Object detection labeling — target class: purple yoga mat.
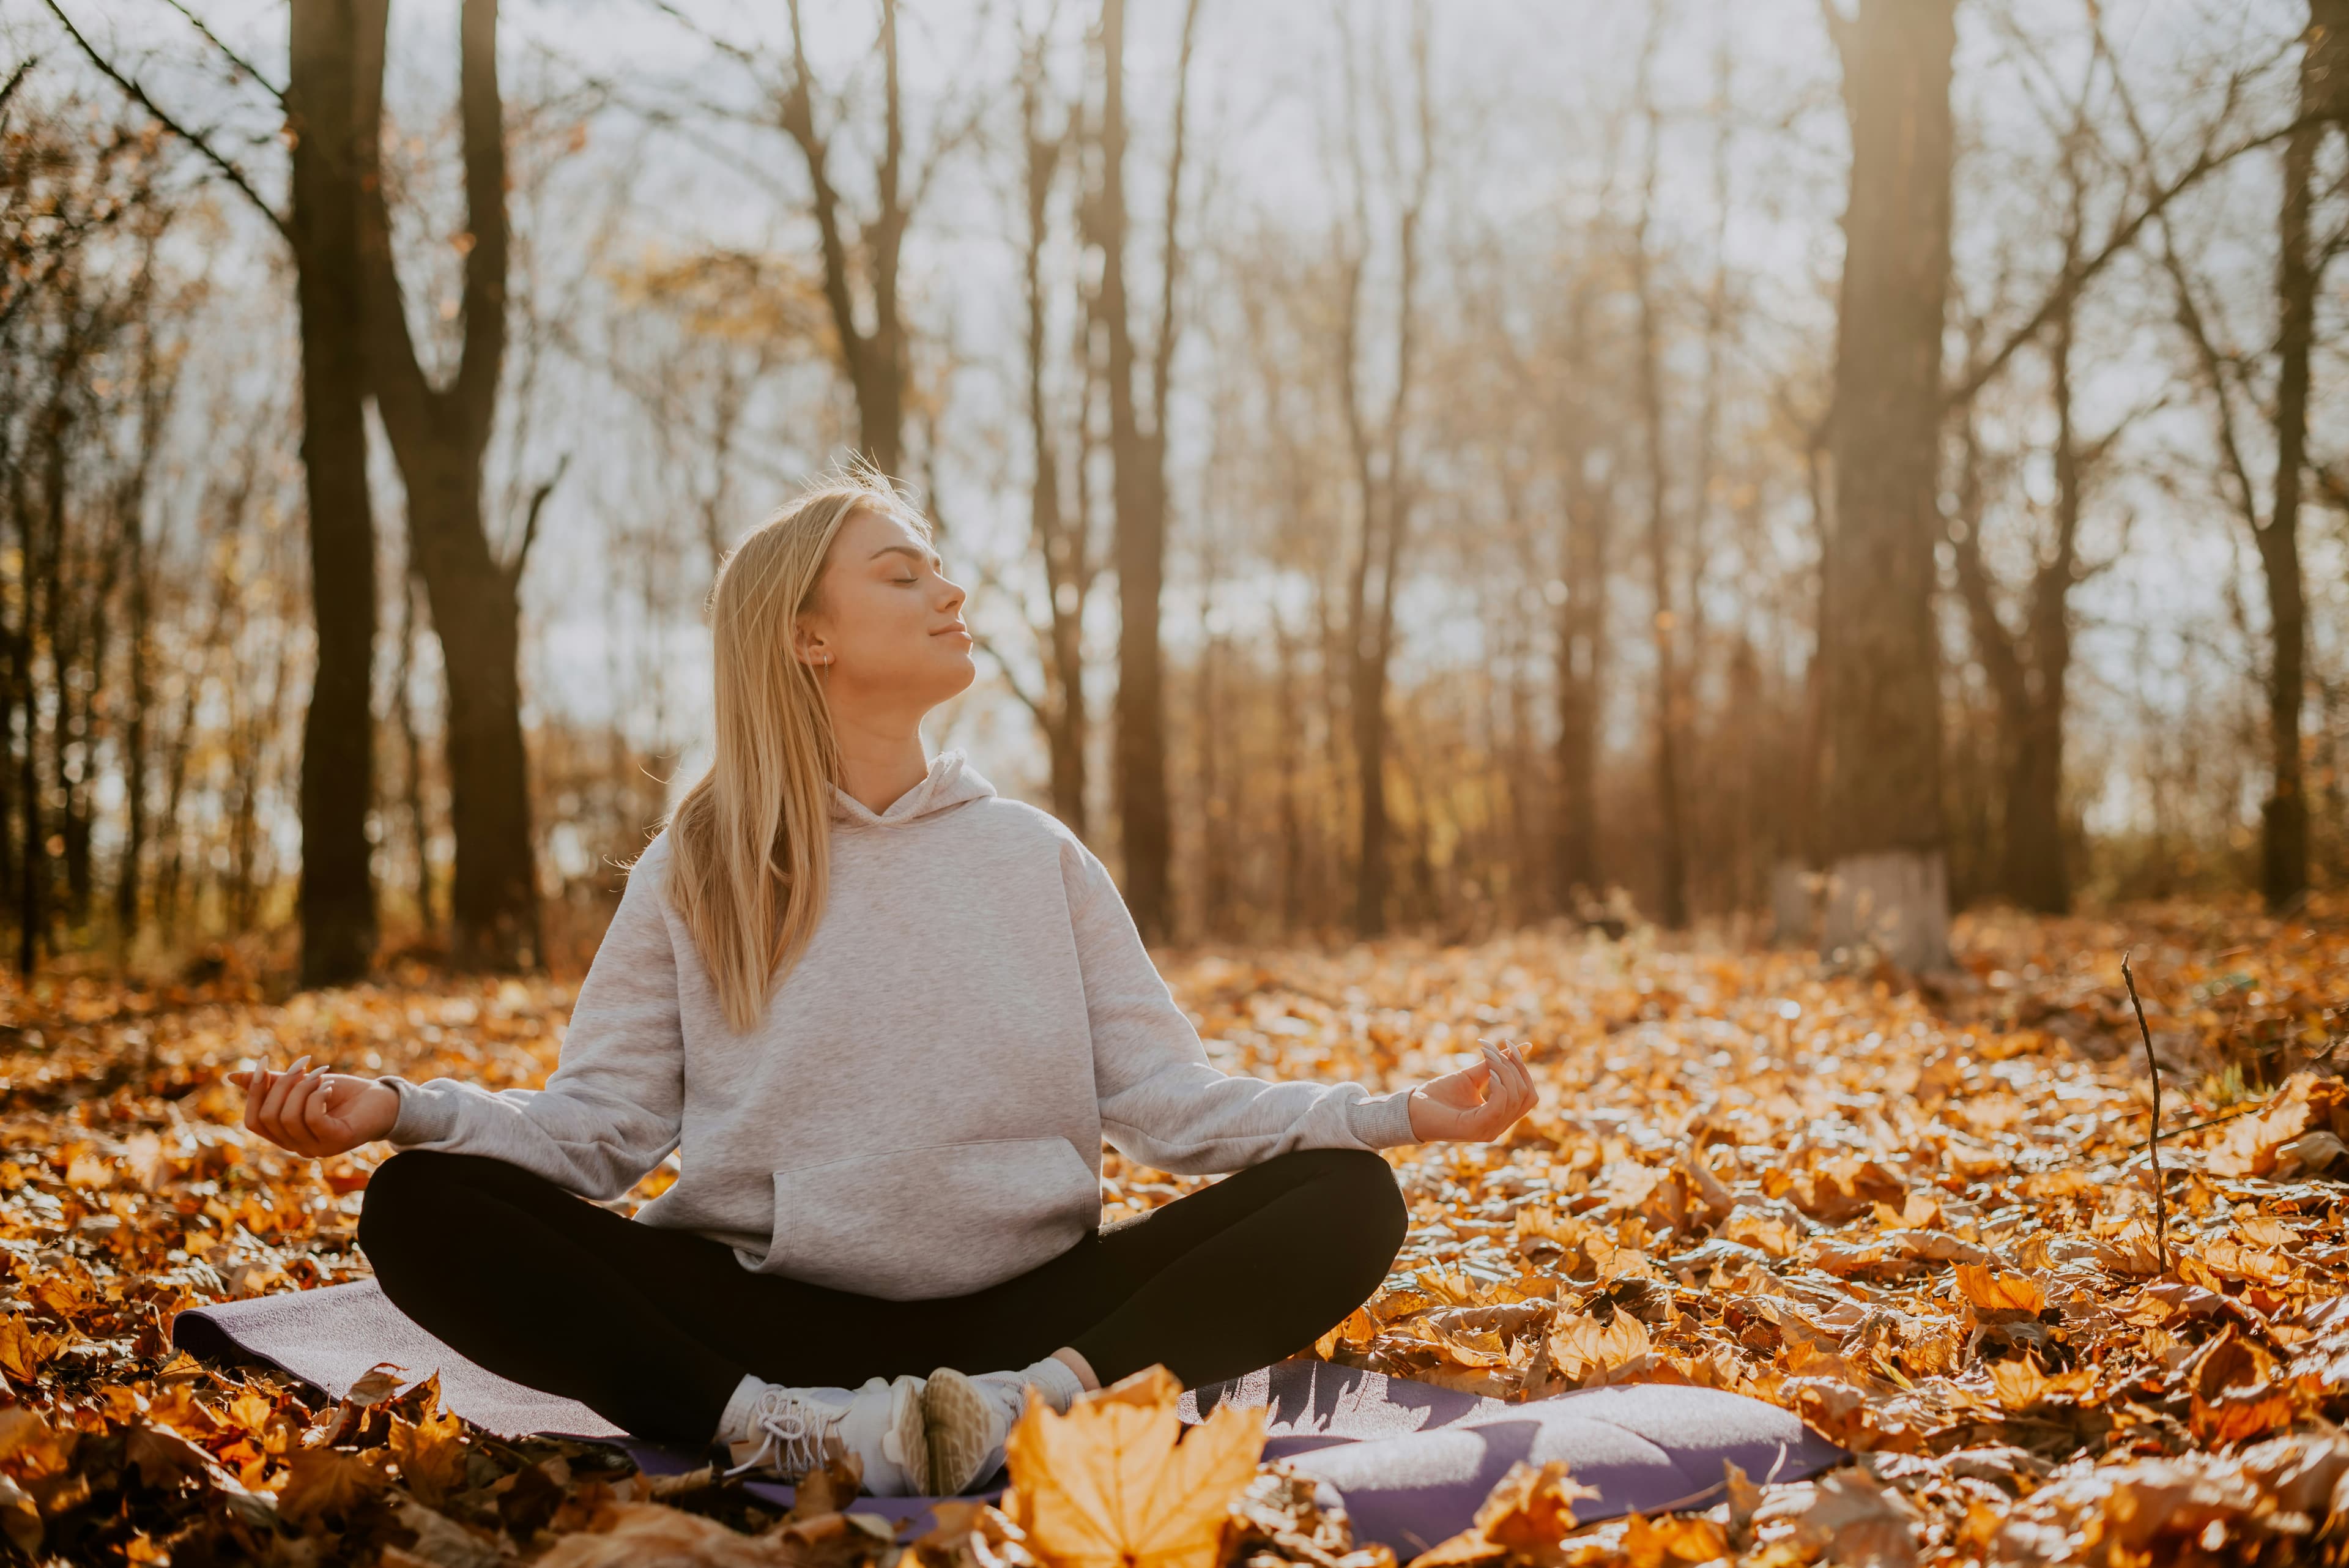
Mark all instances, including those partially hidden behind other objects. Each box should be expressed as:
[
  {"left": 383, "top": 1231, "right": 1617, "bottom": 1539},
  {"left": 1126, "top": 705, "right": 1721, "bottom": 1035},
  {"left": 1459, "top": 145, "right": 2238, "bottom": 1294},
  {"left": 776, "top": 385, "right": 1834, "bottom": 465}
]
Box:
[{"left": 174, "top": 1279, "right": 1842, "bottom": 1550}]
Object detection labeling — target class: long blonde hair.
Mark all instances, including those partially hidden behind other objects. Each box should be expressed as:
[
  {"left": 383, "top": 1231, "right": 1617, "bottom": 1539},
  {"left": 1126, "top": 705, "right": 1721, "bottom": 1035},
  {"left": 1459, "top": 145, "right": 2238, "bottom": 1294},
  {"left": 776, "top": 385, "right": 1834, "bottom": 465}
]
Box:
[{"left": 662, "top": 467, "right": 932, "bottom": 1031}]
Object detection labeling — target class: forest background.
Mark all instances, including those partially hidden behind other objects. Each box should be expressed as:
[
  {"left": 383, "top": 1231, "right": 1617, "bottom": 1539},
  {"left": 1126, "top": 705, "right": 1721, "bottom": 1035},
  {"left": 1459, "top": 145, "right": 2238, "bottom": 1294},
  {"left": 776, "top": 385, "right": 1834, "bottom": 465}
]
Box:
[
  {"left": 6, "top": 0, "right": 2346, "bottom": 987},
  {"left": 11, "top": 4, "right": 2349, "bottom": 1564}
]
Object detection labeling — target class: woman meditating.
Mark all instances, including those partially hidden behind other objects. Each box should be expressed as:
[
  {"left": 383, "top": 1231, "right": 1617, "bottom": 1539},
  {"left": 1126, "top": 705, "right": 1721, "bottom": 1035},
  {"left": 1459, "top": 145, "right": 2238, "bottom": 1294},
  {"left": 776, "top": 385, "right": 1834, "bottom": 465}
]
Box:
[{"left": 227, "top": 472, "right": 1537, "bottom": 1497}]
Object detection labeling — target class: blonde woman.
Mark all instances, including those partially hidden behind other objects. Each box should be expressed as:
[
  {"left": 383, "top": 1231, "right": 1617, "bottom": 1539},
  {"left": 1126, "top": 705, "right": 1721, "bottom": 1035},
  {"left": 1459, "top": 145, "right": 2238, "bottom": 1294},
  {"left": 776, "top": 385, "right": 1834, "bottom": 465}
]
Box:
[{"left": 228, "top": 470, "right": 1536, "bottom": 1498}]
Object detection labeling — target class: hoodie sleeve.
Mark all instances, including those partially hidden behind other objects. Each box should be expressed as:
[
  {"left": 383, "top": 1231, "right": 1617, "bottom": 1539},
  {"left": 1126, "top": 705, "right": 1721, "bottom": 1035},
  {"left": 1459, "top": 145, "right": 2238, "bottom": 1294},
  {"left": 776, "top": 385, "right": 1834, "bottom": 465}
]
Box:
[
  {"left": 1066, "top": 839, "right": 1419, "bottom": 1173},
  {"left": 374, "top": 835, "right": 686, "bottom": 1199}
]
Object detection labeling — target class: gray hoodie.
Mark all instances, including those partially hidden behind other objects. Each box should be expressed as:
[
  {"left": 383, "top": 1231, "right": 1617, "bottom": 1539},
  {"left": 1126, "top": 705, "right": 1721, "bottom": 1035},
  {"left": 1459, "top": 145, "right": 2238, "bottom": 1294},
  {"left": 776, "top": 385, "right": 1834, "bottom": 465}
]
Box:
[{"left": 381, "top": 749, "right": 1419, "bottom": 1301}]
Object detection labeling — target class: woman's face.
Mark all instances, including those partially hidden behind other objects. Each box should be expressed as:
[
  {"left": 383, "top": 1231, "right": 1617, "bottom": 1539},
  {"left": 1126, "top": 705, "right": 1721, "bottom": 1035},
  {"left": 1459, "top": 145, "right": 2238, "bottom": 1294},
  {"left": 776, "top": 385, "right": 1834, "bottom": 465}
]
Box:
[{"left": 796, "top": 507, "right": 975, "bottom": 719}]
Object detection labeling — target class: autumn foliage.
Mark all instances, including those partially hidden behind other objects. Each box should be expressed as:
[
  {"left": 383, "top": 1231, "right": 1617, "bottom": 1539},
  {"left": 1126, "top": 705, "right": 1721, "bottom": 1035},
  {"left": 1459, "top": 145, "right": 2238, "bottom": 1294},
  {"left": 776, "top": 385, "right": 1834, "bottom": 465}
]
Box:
[{"left": 0, "top": 901, "right": 2344, "bottom": 1564}]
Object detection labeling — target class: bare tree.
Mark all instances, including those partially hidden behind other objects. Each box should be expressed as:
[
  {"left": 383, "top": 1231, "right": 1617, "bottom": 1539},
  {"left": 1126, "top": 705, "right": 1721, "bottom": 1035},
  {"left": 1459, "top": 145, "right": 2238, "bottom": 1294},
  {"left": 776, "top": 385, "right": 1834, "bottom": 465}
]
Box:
[
  {"left": 1945, "top": 98, "right": 2140, "bottom": 917},
  {"left": 2254, "top": 0, "right": 2349, "bottom": 910},
  {"left": 1091, "top": 0, "right": 1203, "bottom": 940},
  {"left": 1329, "top": 0, "right": 1434, "bottom": 939},
  {"left": 354, "top": 0, "right": 545, "bottom": 970},
  {"left": 46, "top": 0, "right": 382, "bottom": 984},
  {"left": 1629, "top": 18, "right": 1690, "bottom": 930},
  {"left": 1017, "top": 24, "right": 1097, "bottom": 833},
  {"left": 1553, "top": 272, "right": 1614, "bottom": 912}
]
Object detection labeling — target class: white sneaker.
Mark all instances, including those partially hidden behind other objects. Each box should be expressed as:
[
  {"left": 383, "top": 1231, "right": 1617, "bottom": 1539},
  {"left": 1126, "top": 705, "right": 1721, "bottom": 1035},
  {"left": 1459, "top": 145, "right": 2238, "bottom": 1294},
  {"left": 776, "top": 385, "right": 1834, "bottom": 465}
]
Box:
[
  {"left": 723, "top": 1375, "right": 930, "bottom": 1496},
  {"left": 924, "top": 1367, "right": 1033, "bottom": 1495}
]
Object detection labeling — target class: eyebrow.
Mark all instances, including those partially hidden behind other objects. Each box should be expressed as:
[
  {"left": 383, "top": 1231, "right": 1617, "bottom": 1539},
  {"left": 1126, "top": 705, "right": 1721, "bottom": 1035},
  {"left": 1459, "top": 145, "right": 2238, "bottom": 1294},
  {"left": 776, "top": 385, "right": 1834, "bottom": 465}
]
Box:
[{"left": 869, "top": 544, "right": 942, "bottom": 568}]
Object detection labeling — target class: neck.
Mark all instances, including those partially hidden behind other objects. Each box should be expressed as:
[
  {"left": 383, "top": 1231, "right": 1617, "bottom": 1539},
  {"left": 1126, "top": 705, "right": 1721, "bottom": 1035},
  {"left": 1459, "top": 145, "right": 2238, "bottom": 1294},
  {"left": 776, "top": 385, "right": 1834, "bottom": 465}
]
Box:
[{"left": 830, "top": 707, "right": 930, "bottom": 816}]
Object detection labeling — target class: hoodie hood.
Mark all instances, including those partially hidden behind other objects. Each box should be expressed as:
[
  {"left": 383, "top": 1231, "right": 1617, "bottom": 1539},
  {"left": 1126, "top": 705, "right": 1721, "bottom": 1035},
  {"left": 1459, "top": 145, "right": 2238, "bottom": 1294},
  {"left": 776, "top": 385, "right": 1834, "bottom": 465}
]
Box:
[{"left": 828, "top": 747, "right": 997, "bottom": 829}]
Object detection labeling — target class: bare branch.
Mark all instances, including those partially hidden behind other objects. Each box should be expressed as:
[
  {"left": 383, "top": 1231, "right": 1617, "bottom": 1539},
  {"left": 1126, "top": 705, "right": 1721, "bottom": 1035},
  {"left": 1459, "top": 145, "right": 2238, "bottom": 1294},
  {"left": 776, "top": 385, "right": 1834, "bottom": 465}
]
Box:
[
  {"left": 506, "top": 453, "right": 571, "bottom": 587},
  {"left": 160, "top": 0, "right": 284, "bottom": 104},
  {"left": 0, "top": 54, "right": 36, "bottom": 119},
  {"left": 40, "top": 0, "right": 289, "bottom": 241},
  {"left": 1945, "top": 113, "right": 2317, "bottom": 412}
]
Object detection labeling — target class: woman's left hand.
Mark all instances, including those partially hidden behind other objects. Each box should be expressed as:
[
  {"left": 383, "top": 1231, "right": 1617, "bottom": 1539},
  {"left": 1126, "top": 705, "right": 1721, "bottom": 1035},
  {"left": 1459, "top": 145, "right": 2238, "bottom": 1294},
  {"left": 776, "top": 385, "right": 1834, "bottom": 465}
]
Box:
[{"left": 1406, "top": 1040, "right": 1537, "bottom": 1143}]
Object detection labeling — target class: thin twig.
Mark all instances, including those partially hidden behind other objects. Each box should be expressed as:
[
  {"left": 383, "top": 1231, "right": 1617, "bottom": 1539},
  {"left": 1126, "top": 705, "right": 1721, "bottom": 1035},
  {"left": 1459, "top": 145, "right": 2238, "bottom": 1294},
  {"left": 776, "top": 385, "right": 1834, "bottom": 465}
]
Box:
[
  {"left": 158, "top": 0, "right": 285, "bottom": 104},
  {"left": 38, "top": 0, "right": 289, "bottom": 242},
  {"left": 2121, "top": 951, "right": 2169, "bottom": 1273}
]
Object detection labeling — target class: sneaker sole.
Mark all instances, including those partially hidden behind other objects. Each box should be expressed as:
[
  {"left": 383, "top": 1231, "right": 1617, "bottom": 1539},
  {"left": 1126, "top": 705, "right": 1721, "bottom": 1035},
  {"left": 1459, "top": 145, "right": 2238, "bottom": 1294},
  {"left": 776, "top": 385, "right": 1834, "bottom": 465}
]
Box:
[
  {"left": 888, "top": 1375, "right": 932, "bottom": 1496},
  {"left": 924, "top": 1367, "right": 1002, "bottom": 1496}
]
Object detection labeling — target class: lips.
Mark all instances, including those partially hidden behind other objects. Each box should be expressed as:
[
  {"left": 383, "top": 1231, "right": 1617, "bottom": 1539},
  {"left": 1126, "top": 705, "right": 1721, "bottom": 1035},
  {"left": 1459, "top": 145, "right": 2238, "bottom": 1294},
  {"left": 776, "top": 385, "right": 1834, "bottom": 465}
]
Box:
[{"left": 933, "top": 623, "right": 973, "bottom": 641}]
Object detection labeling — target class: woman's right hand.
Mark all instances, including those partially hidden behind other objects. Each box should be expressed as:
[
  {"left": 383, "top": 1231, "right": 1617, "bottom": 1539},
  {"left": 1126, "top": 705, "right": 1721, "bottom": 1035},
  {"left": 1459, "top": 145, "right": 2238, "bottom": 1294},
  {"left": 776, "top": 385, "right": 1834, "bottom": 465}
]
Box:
[{"left": 225, "top": 1057, "right": 402, "bottom": 1157}]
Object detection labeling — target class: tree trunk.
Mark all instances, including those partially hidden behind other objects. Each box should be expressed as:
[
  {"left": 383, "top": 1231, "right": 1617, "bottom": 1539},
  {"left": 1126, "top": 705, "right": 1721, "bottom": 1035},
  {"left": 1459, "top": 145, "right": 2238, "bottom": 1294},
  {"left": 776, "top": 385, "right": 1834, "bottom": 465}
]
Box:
[
  {"left": 116, "top": 458, "right": 153, "bottom": 949},
  {"left": 356, "top": 0, "right": 540, "bottom": 970},
  {"left": 1336, "top": 4, "right": 1433, "bottom": 940},
  {"left": 779, "top": 0, "right": 909, "bottom": 476},
  {"left": 394, "top": 562, "right": 436, "bottom": 933},
  {"left": 1554, "top": 283, "right": 1609, "bottom": 908},
  {"left": 1093, "top": 0, "right": 1197, "bottom": 942},
  {"left": 2258, "top": 0, "right": 2349, "bottom": 912},
  {"left": 1631, "top": 94, "right": 1690, "bottom": 930},
  {"left": 1816, "top": 0, "right": 1957, "bottom": 973},
  {"left": 1274, "top": 616, "right": 1304, "bottom": 929},
  {"left": 287, "top": 0, "right": 380, "bottom": 986},
  {"left": 1198, "top": 620, "right": 1230, "bottom": 937},
  {"left": 1018, "top": 40, "right": 1088, "bottom": 835}
]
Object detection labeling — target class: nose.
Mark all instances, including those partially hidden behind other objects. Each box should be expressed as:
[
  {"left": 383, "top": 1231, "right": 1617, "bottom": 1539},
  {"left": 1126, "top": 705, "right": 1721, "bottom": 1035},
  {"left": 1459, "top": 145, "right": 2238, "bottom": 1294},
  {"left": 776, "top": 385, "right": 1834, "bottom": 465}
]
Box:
[{"left": 937, "top": 572, "right": 967, "bottom": 613}]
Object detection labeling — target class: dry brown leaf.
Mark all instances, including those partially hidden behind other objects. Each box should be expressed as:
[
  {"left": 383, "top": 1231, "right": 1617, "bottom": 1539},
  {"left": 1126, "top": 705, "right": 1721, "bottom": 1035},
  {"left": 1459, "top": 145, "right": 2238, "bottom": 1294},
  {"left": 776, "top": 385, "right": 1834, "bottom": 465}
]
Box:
[
  {"left": 1003, "top": 1366, "right": 1264, "bottom": 1568},
  {"left": 1620, "top": 1510, "right": 1728, "bottom": 1567},
  {"left": 1784, "top": 1468, "right": 1921, "bottom": 1568},
  {"left": 1954, "top": 1265, "right": 2045, "bottom": 1317},
  {"left": 534, "top": 1500, "right": 799, "bottom": 1567},
  {"left": 276, "top": 1444, "right": 390, "bottom": 1526},
  {"left": 1405, "top": 1460, "right": 1602, "bottom": 1568},
  {"left": 346, "top": 1360, "right": 409, "bottom": 1407},
  {"left": 391, "top": 1401, "right": 470, "bottom": 1507}
]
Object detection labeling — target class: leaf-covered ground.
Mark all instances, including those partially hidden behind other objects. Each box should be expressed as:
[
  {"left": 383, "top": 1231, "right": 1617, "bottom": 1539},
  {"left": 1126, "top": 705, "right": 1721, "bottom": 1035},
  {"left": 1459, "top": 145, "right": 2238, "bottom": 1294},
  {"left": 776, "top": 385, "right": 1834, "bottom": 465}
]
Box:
[{"left": 0, "top": 901, "right": 2343, "bottom": 1565}]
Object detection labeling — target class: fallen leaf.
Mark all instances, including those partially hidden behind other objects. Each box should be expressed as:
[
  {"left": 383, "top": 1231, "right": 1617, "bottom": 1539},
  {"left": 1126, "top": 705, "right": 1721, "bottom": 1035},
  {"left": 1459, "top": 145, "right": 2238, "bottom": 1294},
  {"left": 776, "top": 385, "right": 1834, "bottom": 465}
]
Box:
[{"left": 1003, "top": 1366, "right": 1265, "bottom": 1568}]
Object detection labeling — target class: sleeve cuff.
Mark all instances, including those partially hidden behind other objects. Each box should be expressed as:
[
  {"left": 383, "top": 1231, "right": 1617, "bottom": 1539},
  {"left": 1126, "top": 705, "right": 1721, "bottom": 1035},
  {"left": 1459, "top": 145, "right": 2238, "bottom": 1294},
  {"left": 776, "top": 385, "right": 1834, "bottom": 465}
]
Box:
[
  {"left": 1348, "top": 1088, "right": 1419, "bottom": 1149},
  {"left": 380, "top": 1077, "right": 459, "bottom": 1148}
]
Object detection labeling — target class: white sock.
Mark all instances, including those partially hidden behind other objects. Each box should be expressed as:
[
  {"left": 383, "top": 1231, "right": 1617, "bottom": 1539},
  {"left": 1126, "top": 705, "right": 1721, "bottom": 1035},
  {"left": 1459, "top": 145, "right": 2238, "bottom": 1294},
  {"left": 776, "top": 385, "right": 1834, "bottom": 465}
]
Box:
[{"left": 1016, "top": 1356, "right": 1085, "bottom": 1414}]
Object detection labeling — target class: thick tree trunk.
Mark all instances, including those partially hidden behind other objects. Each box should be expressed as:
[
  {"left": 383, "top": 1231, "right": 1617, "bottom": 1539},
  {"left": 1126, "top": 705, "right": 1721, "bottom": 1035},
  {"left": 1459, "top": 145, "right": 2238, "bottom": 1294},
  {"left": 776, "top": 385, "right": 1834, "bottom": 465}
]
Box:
[
  {"left": 288, "top": 0, "right": 380, "bottom": 986},
  {"left": 356, "top": 0, "right": 539, "bottom": 970},
  {"left": 409, "top": 456, "right": 540, "bottom": 966},
  {"left": 1817, "top": 0, "right": 1957, "bottom": 973}
]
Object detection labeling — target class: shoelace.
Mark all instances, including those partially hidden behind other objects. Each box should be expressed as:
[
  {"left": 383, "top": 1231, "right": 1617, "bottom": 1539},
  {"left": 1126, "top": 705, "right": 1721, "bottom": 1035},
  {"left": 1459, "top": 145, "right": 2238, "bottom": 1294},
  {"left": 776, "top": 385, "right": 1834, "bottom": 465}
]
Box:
[{"left": 721, "top": 1386, "right": 845, "bottom": 1480}]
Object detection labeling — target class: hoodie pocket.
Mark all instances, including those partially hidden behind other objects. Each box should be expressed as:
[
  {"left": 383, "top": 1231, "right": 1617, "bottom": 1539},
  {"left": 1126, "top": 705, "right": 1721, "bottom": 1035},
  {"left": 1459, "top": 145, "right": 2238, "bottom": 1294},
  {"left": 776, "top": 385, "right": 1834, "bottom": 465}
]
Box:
[{"left": 762, "top": 1135, "right": 1099, "bottom": 1301}]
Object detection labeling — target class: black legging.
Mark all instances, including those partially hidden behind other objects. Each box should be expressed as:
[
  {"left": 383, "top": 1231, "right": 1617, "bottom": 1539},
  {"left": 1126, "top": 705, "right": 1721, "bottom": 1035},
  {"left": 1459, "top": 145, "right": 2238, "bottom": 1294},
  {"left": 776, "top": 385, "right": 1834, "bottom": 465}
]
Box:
[{"left": 357, "top": 1145, "right": 1407, "bottom": 1446}]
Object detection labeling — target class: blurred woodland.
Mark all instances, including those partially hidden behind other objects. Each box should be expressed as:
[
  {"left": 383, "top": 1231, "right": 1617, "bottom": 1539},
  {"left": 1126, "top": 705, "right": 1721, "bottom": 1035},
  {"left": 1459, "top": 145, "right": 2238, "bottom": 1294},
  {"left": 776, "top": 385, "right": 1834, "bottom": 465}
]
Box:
[{"left": 1, "top": 0, "right": 2347, "bottom": 986}]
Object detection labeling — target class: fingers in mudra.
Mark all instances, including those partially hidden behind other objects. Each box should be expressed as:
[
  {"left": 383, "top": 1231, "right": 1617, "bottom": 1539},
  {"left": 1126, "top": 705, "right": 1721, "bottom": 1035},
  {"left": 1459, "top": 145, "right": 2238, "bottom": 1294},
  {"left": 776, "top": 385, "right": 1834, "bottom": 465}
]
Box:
[
  {"left": 1413, "top": 1039, "right": 1537, "bottom": 1141},
  {"left": 228, "top": 1060, "right": 395, "bottom": 1157}
]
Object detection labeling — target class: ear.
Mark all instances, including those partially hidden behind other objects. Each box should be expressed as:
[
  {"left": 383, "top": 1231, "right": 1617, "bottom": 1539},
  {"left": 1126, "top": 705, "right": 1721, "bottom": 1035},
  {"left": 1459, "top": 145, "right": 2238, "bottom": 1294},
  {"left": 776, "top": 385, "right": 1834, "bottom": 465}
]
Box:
[{"left": 791, "top": 620, "right": 833, "bottom": 669}]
